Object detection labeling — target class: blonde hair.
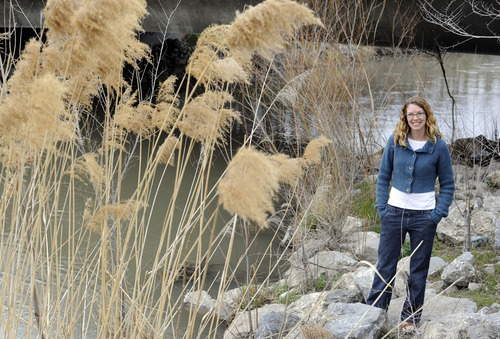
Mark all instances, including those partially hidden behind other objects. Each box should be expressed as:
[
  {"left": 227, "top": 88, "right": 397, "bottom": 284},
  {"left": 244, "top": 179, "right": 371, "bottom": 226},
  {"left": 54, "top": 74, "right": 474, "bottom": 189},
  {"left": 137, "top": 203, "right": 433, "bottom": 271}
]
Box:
[{"left": 393, "top": 96, "right": 442, "bottom": 147}]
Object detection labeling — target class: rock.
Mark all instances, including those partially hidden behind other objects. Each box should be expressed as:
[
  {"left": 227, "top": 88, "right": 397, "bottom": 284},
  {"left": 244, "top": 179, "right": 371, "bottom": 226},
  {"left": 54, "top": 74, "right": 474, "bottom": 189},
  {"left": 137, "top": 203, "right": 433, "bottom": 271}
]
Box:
[
  {"left": 323, "top": 303, "right": 386, "bottom": 339},
  {"left": 343, "top": 231, "right": 380, "bottom": 264},
  {"left": 436, "top": 201, "right": 499, "bottom": 245},
  {"left": 484, "top": 264, "right": 496, "bottom": 275},
  {"left": 335, "top": 270, "right": 358, "bottom": 292},
  {"left": 284, "top": 265, "right": 310, "bottom": 288},
  {"left": 386, "top": 291, "right": 477, "bottom": 330},
  {"left": 255, "top": 312, "right": 301, "bottom": 339},
  {"left": 392, "top": 256, "right": 447, "bottom": 296},
  {"left": 289, "top": 239, "right": 328, "bottom": 266},
  {"left": 184, "top": 290, "right": 234, "bottom": 321},
  {"left": 394, "top": 272, "right": 408, "bottom": 298},
  {"left": 419, "top": 311, "right": 500, "bottom": 339},
  {"left": 219, "top": 287, "right": 243, "bottom": 318},
  {"left": 343, "top": 216, "right": 365, "bottom": 233},
  {"left": 428, "top": 257, "right": 449, "bottom": 277},
  {"left": 287, "top": 292, "right": 329, "bottom": 323},
  {"left": 353, "top": 266, "right": 376, "bottom": 302},
  {"left": 441, "top": 252, "right": 476, "bottom": 287},
  {"left": 478, "top": 303, "right": 500, "bottom": 315},
  {"left": 427, "top": 280, "right": 445, "bottom": 292},
  {"left": 224, "top": 304, "right": 286, "bottom": 339},
  {"left": 468, "top": 282, "right": 484, "bottom": 291},
  {"left": 323, "top": 289, "right": 364, "bottom": 306},
  {"left": 450, "top": 135, "right": 498, "bottom": 167},
  {"left": 307, "top": 251, "right": 358, "bottom": 277},
  {"left": 486, "top": 169, "right": 500, "bottom": 188},
  {"left": 285, "top": 250, "right": 357, "bottom": 287},
  {"left": 183, "top": 290, "right": 216, "bottom": 317}
]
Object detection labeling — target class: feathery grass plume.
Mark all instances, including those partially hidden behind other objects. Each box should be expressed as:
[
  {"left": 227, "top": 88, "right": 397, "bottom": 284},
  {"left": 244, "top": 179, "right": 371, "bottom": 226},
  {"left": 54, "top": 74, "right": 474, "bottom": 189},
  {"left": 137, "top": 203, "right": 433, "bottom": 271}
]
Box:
[
  {"left": 0, "top": 73, "right": 74, "bottom": 150},
  {"left": 43, "top": 0, "right": 149, "bottom": 105},
  {"left": 4, "top": 38, "right": 42, "bottom": 96},
  {"left": 300, "top": 325, "right": 334, "bottom": 339},
  {"left": 276, "top": 71, "right": 311, "bottom": 106},
  {"left": 187, "top": 24, "right": 249, "bottom": 84},
  {"left": 302, "top": 137, "right": 332, "bottom": 165},
  {"left": 226, "top": 0, "right": 323, "bottom": 59},
  {"left": 0, "top": 140, "right": 33, "bottom": 170},
  {"left": 86, "top": 199, "right": 146, "bottom": 232},
  {"left": 157, "top": 137, "right": 180, "bottom": 165},
  {"left": 178, "top": 90, "right": 239, "bottom": 146},
  {"left": 26, "top": 74, "right": 74, "bottom": 146},
  {"left": 151, "top": 76, "right": 180, "bottom": 132},
  {"left": 73, "top": 153, "right": 104, "bottom": 188},
  {"left": 269, "top": 153, "right": 303, "bottom": 185},
  {"left": 218, "top": 147, "right": 281, "bottom": 227},
  {"left": 113, "top": 88, "right": 154, "bottom": 137}
]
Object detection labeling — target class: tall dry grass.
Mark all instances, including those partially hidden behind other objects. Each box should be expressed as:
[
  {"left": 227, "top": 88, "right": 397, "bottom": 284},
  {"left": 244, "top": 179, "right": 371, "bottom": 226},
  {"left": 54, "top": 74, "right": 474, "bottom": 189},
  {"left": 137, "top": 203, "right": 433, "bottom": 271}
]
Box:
[
  {"left": 0, "top": 0, "right": 433, "bottom": 336},
  {"left": 0, "top": 0, "right": 332, "bottom": 338},
  {"left": 235, "top": 0, "right": 421, "bottom": 248}
]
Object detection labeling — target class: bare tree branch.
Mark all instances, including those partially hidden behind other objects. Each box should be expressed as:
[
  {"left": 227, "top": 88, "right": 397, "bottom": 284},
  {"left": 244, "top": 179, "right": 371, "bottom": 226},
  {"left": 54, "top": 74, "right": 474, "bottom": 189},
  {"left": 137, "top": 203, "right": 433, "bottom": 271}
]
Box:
[{"left": 419, "top": 0, "right": 500, "bottom": 40}]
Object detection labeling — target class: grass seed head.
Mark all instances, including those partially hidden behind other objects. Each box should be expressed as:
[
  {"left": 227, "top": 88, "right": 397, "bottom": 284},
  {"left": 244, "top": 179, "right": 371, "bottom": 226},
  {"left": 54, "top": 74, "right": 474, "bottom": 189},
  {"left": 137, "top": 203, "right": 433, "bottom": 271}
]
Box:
[
  {"left": 227, "top": 0, "right": 323, "bottom": 59},
  {"left": 157, "top": 137, "right": 180, "bottom": 166},
  {"left": 178, "top": 91, "right": 238, "bottom": 147},
  {"left": 218, "top": 147, "right": 281, "bottom": 227},
  {"left": 187, "top": 24, "right": 250, "bottom": 85},
  {"left": 302, "top": 137, "right": 332, "bottom": 165}
]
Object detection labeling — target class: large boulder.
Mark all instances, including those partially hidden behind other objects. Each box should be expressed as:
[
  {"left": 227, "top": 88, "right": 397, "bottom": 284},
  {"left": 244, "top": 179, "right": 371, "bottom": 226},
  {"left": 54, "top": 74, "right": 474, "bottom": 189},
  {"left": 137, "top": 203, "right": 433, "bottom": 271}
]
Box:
[
  {"left": 386, "top": 291, "right": 477, "bottom": 331},
  {"left": 436, "top": 200, "right": 498, "bottom": 245},
  {"left": 323, "top": 289, "right": 364, "bottom": 305},
  {"left": 183, "top": 290, "right": 233, "bottom": 321},
  {"left": 342, "top": 231, "right": 380, "bottom": 264},
  {"left": 224, "top": 304, "right": 286, "bottom": 339},
  {"left": 285, "top": 251, "right": 358, "bottom": 287},
  {"left": 450, "top": 135, "right": 499, "bottom": 167},
  {"left": 286, "top": 292, "right": 329, "bottom": 324},
  {"left": 342, "top": 216, "right": 365, "bottom": 234},
  {"left": 353, "top": 266, "right": 376, "bottom": 302},
  {"left": 419, "top": 311, "right": 500, "bottom": 339},
  {"left": 323, "top": 303, "right": 386, "bottom": 339},
  {"left": 441, "top": 252, "right": 476, "bottom": 287},
  {"left": 254, "top": 312, "right": 301, "bottom": 339},
  {"left": 308, "top": 251, "right": 358, "bottom": 276}
]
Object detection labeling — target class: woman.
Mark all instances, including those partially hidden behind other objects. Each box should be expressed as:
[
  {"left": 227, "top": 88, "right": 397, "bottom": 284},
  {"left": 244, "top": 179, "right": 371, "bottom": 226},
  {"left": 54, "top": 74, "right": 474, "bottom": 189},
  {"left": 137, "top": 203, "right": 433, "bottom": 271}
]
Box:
[{"left": 366, "top": 96, "right": 455, "bottom": 332}]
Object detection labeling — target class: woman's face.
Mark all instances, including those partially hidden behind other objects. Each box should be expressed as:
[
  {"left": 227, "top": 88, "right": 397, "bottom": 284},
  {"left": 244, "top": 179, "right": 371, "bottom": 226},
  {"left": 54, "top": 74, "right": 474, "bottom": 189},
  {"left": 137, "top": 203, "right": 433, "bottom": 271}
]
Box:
[{"left": 406, "top": 103, "right": 427, "bottom": 133}]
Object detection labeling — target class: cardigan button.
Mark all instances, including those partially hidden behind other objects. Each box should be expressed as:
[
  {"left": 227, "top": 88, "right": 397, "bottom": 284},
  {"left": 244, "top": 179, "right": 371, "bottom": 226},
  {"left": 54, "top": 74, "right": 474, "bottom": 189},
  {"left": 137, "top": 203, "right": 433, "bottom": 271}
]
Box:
[
  {"left": 406, "top": 188, "right": 410, "bottom": 192},
  {"left": 409, "top": 166, "right": 413, "bottom": 169},
  {"left": 412, "top": 153, "right": 416, "bottom": 157},
  {"left": 408, "top": 176, "right": 412, "bottom": 180}
]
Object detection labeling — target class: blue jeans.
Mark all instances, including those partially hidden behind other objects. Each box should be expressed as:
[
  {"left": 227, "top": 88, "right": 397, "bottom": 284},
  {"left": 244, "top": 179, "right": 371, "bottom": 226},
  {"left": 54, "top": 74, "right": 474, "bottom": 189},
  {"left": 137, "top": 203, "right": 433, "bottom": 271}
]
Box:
[{"left": 366, "top": 205, "right": 437, "bottom": 324}]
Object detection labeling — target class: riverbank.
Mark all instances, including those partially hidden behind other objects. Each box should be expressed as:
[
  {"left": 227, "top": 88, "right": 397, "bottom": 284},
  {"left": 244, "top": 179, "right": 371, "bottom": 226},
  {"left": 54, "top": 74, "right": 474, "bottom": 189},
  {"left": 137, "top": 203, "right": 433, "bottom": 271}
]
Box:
[{"left": 184, "top": 137, "right": 500, "bottom": 338}]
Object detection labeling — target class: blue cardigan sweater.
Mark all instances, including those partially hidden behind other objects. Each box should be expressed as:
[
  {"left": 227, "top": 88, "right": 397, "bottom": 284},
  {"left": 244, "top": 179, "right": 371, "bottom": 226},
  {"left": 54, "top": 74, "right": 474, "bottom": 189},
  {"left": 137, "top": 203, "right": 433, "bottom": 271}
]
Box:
[{"left": 376, "top": 133, "right": 455, "bottom": 224}]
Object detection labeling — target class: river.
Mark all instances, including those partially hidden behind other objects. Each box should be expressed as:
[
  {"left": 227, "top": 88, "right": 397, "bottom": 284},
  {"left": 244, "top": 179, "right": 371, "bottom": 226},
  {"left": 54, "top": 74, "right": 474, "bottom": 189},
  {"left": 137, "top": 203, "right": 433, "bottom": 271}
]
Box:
[
  {"left": 1, "top": 51, "right": 500, "bottom": 338},
  {"left": 364, "top": 52, "right": 500, "bottom": 145}
]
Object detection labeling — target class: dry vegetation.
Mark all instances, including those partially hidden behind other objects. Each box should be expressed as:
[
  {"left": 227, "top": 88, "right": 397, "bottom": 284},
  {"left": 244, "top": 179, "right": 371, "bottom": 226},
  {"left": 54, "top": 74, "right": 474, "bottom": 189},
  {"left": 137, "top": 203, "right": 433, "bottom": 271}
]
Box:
[{"left": 0, "top": 0, "right": 455, "bottom": 338}]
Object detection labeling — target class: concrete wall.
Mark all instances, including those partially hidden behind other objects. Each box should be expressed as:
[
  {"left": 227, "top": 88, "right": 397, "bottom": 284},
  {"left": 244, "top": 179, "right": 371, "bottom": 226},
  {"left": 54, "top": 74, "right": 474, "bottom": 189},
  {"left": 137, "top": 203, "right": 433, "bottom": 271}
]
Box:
[
  {"left": 1, "top": 0, "right": 262, "bottom": 34},
  {"left": 2, "top": 0, "right": 500, "bottom": 53}
]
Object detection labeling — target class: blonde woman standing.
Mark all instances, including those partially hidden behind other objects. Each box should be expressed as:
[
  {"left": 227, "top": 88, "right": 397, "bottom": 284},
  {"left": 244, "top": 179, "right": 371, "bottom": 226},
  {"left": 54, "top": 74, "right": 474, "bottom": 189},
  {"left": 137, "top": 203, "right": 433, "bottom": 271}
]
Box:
[{"left": 366, "top": 97, "right": 455, "bottom": 333}]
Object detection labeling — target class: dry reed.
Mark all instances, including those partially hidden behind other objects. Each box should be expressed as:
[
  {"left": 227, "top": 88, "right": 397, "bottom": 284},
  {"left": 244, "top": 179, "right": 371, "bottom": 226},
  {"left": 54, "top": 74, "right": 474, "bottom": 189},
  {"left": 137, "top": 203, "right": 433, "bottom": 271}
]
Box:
[
  {"left": 227, "top": 0, "right": 323, "bottom": 59},
  {"left": 178, "top": 90, "right": 239, "bottom": 146},
  {"left": 0, "top": 0, "right": 339, "bottom": 338}
]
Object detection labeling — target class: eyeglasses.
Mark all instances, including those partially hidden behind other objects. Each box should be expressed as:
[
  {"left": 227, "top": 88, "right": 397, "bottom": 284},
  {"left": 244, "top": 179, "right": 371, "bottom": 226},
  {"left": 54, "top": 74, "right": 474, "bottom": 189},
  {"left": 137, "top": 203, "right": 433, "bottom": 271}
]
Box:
[{"left": 406, "top": 111, "right": 426, "bottom": 118}]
